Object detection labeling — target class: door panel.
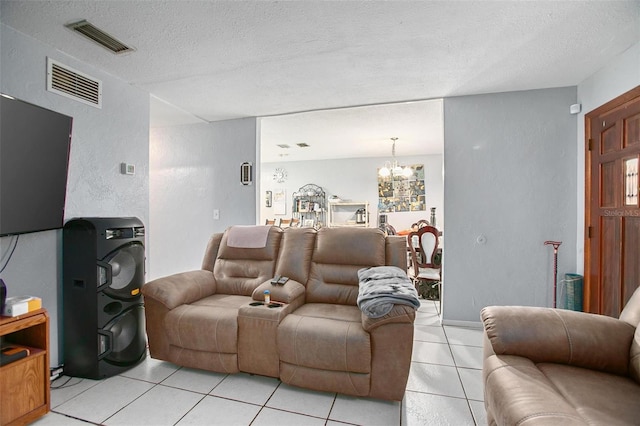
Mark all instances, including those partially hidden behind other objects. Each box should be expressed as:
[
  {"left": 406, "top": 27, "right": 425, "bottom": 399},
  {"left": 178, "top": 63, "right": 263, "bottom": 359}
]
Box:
[
  {"left": 625, "top": 113, "right": 640, "bottom": 148},
  {"left": 600, "top": 161, "right": 617, "bottom": 207},
  {"left": 601, "top": 126, "right": 618, "bottom": 154},
  {"left": 600, "top": 217, "right": 621, "bottom": 317},
  {"left": 624, "top": 217, "right": 640, "bottom": 303},
  {"left": 585, "top": 86, "right": 640, "bottom": 317}
]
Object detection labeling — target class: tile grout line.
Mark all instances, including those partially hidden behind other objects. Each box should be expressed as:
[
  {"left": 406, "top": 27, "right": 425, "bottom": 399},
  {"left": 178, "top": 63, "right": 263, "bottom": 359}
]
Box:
[
  {"left": 441, "top": 321, "right": 481, "bottom": 426},
  {"left": 171, "top": 393, "right": 209, "bottom": 426}
]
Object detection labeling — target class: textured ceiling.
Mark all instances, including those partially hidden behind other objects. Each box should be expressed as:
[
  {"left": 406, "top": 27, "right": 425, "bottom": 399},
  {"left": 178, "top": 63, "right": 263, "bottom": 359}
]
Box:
[
  {"left": 260, "top": 99, "right": 443, "bottom": 162},
  {"left": 1, "top": 0, "right": 639, "bottom": 159}
]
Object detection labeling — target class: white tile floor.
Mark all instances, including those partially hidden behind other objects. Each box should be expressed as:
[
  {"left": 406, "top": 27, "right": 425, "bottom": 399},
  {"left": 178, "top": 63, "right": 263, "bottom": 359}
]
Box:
[{"left": 34, "top": 300, "right": 486, "bottom": 426}]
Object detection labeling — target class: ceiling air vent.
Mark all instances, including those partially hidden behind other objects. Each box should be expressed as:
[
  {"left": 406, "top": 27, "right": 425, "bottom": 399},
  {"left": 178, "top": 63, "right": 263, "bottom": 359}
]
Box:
[
  {"left": 65, "top": 20, "right": 135, "bottom": 54},
  {"left": 47, "top": 58, "right": 102, "bottom": 108}
]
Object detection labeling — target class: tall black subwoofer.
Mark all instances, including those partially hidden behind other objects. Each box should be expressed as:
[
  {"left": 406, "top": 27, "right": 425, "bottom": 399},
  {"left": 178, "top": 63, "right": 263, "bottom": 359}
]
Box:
[{"left": 63, "top": 217, "right": 147, "bottom": 379}]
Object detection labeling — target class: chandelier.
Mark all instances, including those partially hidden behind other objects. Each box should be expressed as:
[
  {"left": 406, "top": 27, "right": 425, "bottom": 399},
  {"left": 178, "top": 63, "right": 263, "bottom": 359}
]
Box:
[{"left": 378, "top": 137, "right": 412, "bottom": 178}]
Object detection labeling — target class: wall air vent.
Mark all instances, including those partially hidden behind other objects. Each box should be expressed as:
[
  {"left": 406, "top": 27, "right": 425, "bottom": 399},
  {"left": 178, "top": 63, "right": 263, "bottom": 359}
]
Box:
[
  {"left": 65, "top": 20, "right": 135, "bottom": 54},
  {"left": 47, "top": 58, "right": 102, "bottom": 108}
]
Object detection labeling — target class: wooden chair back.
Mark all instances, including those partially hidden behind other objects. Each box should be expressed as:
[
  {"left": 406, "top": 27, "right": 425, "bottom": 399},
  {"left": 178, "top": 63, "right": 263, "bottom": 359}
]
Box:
[
  {"left": 407, "top": 225, "right": 440, "bottom": 271},
  {"left": 278, "top": 218, "right": 292, "bottom": 228}
]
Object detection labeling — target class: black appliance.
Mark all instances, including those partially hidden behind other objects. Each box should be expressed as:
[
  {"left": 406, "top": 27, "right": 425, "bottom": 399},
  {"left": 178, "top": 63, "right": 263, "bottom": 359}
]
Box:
[
  {"left": 63, "top": 217, "right": 146, "bottom": 379},
  {"left": 0, "top": 94, "right": 72, "bottom": 236}
]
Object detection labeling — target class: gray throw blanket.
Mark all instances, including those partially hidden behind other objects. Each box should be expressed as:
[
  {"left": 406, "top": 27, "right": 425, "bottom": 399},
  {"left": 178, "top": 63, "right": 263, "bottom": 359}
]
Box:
[{"left": 357, "top": 266, "right": 420, "bottom": 318}]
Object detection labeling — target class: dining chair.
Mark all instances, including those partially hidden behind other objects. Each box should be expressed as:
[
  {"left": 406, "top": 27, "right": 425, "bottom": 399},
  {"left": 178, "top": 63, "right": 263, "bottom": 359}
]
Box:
[
  {"left": 265, "top": 219, "right": 276, "bottom": 225},
  {"left": 416, "top": 219, "right": 430, "bottom": 228},
  {"left": 381, "top": 223, "right": 397, "bottom": 236},
  {"left": 290, "top": 218, "right": 300, "bottom": 228},
  {"left": 407, "top": 225, "right": 441, "bottom": 300},
  {"left": 278, "top": 218, "right": 292, "bottom": 228}
]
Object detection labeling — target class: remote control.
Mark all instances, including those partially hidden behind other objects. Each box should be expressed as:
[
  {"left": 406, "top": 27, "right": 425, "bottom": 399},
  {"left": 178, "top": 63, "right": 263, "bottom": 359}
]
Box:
[
  {"left": 270, "top": 275, "right": 281, "bottom": 285},
  {"left": 277, "top": 276, "right": 289, "bottom": 285}
]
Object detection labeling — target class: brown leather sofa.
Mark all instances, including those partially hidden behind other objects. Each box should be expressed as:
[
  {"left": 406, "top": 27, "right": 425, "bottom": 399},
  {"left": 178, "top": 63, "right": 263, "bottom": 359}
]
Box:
[
  {"left": 142, "top": 226, "right": 415, "bottom": 400},
  {"left": 481, "top": 287, "right": 640, "bottom": 425}
]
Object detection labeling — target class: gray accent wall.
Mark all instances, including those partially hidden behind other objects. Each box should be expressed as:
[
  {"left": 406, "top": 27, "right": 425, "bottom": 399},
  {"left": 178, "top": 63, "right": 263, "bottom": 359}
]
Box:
[
  {"left": 149, "top": 118, "right": 257, "bottom": 280},
  {"left": 442, "top": 87, "right": 578, "bottom": 324},
  {"left": 0, "top": 24, "right": 150, "bottom": 366}
]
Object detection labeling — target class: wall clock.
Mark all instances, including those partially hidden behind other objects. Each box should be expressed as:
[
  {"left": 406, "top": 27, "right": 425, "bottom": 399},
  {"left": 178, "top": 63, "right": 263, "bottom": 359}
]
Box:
[{"left": 273, "top": 168, "right": 287, "bottom": 183}]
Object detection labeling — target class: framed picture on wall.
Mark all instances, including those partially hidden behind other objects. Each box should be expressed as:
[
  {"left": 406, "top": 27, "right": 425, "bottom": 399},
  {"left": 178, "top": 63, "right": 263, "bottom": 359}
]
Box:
[
  {"left": 273, "top": 189, "right": 286, "bottom": 215},
  {"left": 378, "top": 163, "right": 426, "bottom": 213}
]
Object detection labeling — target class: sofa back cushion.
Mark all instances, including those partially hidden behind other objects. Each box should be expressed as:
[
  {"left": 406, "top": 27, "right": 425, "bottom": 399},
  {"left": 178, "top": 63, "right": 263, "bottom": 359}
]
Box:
[
  {"left": 386, "top": 235, "right": 409, "bottom": 270},
  {"left": 213, "top": 226, "right": 283, "bottom": 295},
  {"left": 275, "top": 227, "right": 317, "bottom": 284},
  {"left": 620, "top": 286, "right": 640, "bottom": 383},
  {"left": 201, "top": 233, "right": 224, "bottom": 272},
  {"left": 306, "top": 227, "right": 386, "bottom": 305}
]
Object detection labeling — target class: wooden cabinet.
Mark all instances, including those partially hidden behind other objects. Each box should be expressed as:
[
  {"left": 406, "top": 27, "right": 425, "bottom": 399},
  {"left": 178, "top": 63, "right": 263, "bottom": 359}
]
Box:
[
  {"left": 0, "top": 309, "right": 50, "bottom": 425},
  {"left": 328, "top": 202, "right": 369, "bottom": 227}
]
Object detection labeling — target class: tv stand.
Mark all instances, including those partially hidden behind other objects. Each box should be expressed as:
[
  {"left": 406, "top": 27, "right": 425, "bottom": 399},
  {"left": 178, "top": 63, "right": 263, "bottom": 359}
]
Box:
[{"left": 0, "top": 309, "right": 50, "bottom": 425}]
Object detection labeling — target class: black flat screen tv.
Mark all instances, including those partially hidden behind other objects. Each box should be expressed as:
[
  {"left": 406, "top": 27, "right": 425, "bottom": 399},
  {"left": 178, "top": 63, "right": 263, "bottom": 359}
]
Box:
[{"left": 0, "top": 94, "right": 73, "bottom": 236}]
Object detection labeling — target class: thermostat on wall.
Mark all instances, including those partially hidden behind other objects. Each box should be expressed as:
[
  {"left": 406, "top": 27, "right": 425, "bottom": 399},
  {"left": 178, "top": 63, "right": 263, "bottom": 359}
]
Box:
[{"left": 120, "top": 163, "right": 135, "bottom": 175}]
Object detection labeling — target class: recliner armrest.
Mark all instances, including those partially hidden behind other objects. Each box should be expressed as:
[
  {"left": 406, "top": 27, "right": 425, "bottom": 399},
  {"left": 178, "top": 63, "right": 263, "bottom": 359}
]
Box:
[
  {"left": 252, "top": 280, "right": 305, "bottom": 304},
  {"left": 481, "top": 306, "right": 635, "bottom": 376},
  {"left": 142, "top": 270, "right": 217, "bottom": 310},
  {"left": 362, "top": 304, "right": 416, "bottom": 332}
]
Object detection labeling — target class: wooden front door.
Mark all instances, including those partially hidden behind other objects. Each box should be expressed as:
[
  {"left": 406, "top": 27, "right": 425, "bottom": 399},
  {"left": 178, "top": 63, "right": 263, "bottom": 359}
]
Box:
[{"left": 585, "top": 86, "right": 640, "bottom": 317}]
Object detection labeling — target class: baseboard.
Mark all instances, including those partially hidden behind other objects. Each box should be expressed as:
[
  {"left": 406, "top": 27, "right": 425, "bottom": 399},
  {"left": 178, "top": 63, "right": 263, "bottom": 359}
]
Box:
[{"left": 440, "top": 318, "right": 483, "bottom": 329}]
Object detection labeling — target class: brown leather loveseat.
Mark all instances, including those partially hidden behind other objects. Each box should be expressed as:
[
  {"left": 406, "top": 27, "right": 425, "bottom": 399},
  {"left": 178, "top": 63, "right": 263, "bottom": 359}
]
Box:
[
  {"left": 481, "top": 287, "right": 640, "bottom": 425},
  {"left": 142, "top": 226, "right": 416, "bottom": 401}
]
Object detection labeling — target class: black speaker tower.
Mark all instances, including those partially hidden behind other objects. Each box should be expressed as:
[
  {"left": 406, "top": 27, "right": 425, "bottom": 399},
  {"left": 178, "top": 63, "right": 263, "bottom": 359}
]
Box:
[{"left": 63, "top": 217, "right": 147, "bottom": 379}]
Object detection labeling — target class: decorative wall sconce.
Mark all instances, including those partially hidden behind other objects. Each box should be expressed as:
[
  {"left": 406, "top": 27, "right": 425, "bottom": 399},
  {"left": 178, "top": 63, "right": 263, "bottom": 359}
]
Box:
[{"left": 240, "top": 162, "right": 253, "bottom": 185}]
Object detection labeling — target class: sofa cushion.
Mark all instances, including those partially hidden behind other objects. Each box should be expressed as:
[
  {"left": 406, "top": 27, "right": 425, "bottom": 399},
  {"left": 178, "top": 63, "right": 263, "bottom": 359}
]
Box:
[
  {"left": 306, "top": 228, "right": 386, "bottom": 305},
  {"left": 538, "top": 363, "right": 640, "bottom": 425},
  {"left": 485, "top": 353, "right": 640, "bottom": 426},
  {"left": 213, "top": 226, "right": 282, "bottom": 295},
  {"left": 278, "top": 303, "right": 371, "bottom": 373},
  {"left": 164, "top": 294, "right": 250, "bottom": 353},
  {"left": 484, "top": 355, "right": 586, "bottom": 425},
  {"left": 482, "top": 305, "right": 634, "bottom": 376},
  {"left": 274, "top": 228, "right": 316, "bottom": 284},
  {"left": 620, "top": 288, "right": 640, "bottom": 384},
  {"left": 630, "top": 327, "right": 640, "bottom": 384}
]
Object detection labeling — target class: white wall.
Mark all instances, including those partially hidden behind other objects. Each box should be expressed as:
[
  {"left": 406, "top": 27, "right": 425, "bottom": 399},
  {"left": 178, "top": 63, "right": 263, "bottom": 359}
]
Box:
[
  {"left": 149, "top": 118, "right": 257, "bottom": 280},
  {"left": 260, "top": 155, "right": 444, "bottom": 231},
  {"left": 0, "top": 24, "right": 150, "bottom": 366},
  {"left": 575, "top": 41, "right": 640, "bottom": 273},
  {"left": 442, "top": 87, "right": 578, "bottom": 325}
]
